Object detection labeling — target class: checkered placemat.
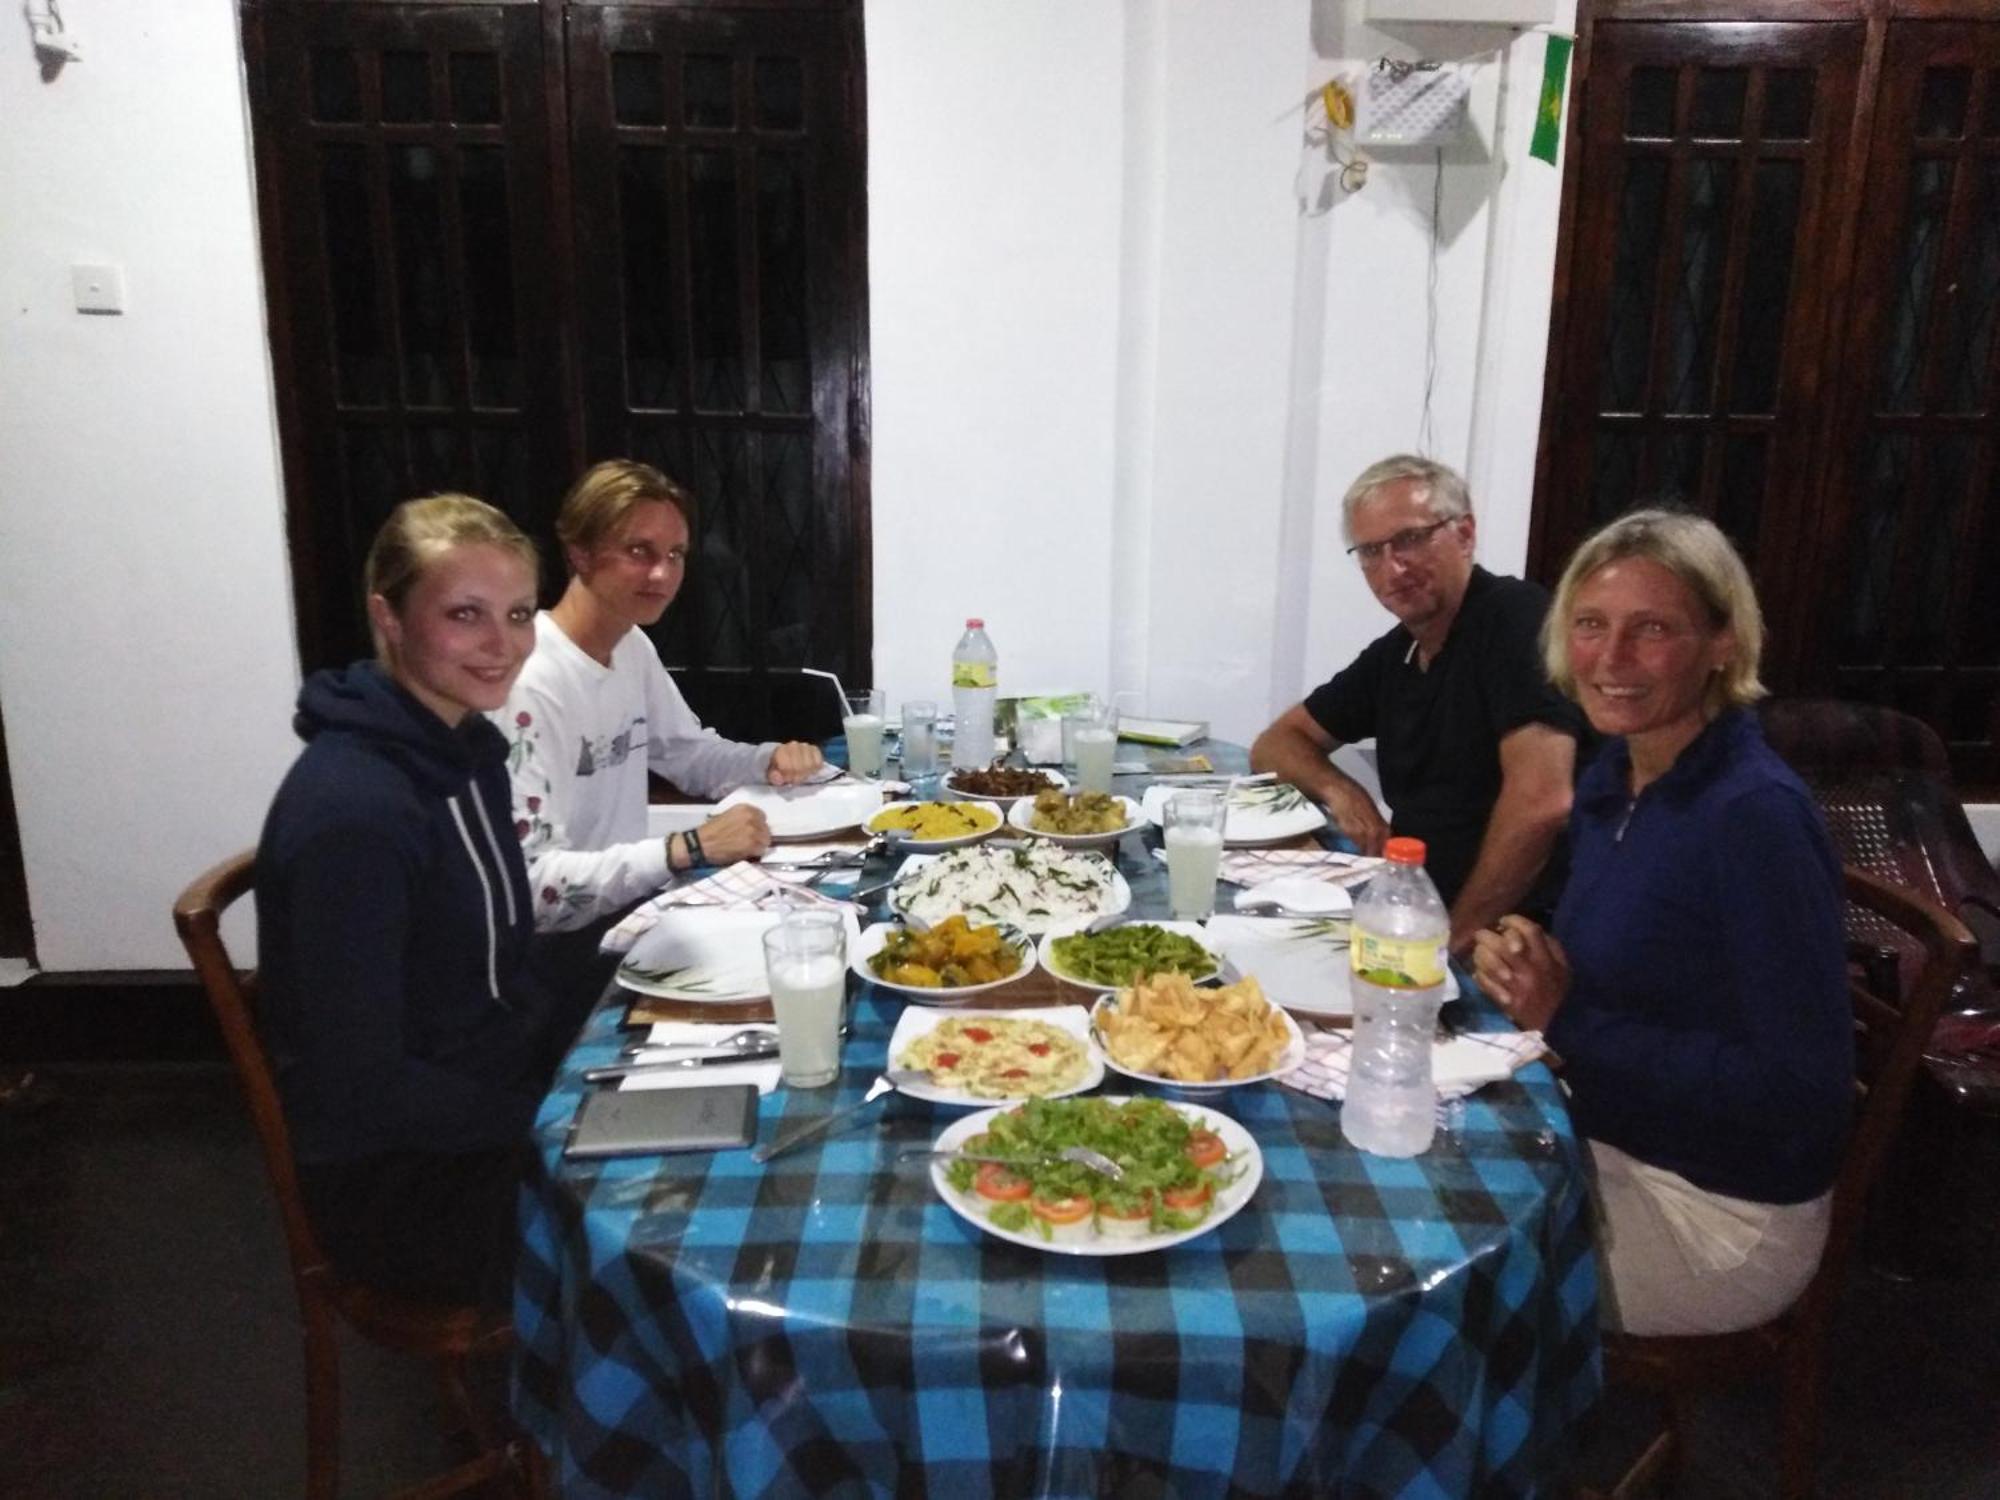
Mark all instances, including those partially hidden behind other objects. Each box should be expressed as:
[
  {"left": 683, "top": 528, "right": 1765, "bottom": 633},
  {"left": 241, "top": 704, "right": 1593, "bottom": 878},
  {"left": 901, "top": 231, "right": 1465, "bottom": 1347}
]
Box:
[{"left": 1282, "top": 1026, "right": 1546, "bottom": 1102}]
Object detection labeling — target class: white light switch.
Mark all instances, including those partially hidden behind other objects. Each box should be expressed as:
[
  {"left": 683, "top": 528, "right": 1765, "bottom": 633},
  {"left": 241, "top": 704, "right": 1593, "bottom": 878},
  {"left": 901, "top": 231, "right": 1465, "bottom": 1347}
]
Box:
[{"left": 72, "top": 263, "right": 126, "bottom": 315}]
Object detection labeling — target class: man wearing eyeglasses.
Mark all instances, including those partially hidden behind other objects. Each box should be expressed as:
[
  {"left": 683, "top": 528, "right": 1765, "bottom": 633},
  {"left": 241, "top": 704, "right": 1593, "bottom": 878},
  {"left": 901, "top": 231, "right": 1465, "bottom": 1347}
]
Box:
[{"left": 1251, "top": 455, "right": 1583, "bottom": 953}]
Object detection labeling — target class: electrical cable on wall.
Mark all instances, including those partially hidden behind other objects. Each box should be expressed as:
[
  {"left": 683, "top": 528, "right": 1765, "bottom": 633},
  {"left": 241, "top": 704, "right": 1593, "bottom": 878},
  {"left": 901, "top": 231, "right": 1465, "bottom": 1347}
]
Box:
[{"left": 1419, "top": 146, "right": 1442, "bottom": 457}]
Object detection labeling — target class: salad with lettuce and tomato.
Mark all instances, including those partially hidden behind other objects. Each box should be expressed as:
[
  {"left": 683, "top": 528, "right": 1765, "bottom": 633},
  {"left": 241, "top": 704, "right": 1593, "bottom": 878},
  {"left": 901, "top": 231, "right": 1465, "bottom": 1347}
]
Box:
[{"left": 944, "top": 1096, "right": 1241, "bottom": 1244}]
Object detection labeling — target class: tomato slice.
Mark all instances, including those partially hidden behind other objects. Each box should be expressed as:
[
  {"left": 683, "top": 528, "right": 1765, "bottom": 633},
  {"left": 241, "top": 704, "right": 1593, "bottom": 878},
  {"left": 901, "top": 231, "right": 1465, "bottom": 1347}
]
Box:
[
  {"left": 1028, "top": 1042, "right": 1050, "bottom": 1056},
  {"left": 1001, "top": 1067, "right": 1029, "bottom": 1079},
  {"left": 974, "top": 1163, "right": 1032, "bottom": 1201},
  {"left": 1162, "top": 1179, "right": 1213, "bottom": 1211},
  {"left": 962, "top": 1027, "right": 994, "bottom": 1044},
  {"left": 1097, "top": 1190, "right": 1154, "bottom": 1221},
  {"left": 1184, "top": 1130, "right": 1227, "bottom": 1169},
  {"left": 1030, "top": 1193, "right": 1093, "bottom": 1225},
  {"left": 933, "top": 1052, "right": 960, "bottom": 1070}
]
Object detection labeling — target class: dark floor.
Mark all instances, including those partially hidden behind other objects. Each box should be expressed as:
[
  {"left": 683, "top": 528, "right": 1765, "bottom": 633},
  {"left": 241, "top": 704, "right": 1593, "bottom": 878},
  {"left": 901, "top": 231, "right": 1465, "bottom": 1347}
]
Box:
[{"left": 2, "top": 1064, "right": 1996, "bottom": 1498}]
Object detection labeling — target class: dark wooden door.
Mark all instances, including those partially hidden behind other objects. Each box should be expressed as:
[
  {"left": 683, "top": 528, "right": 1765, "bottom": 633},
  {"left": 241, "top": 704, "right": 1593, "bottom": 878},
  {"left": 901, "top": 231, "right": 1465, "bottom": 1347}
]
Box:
[
  {"left": 1531, "top": 20, "right": 1865, "bottom": 687},
  {"left": 1813, "top": 20, "right": 2000, "bottom": 783},
  {"left": 247, "top": 0, "right": 870, "bottom": 726},
  {"left": 249, "top": 1, "right": 574, "bottom": 670},
  {"left": 566, "top": 3, "right": 869, "bottom": 741}
]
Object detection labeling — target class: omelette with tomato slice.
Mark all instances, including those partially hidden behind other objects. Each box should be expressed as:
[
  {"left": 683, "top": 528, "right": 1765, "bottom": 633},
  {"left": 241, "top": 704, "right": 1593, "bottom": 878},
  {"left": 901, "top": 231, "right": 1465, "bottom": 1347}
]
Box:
[{"left": 897, "top": 1015, "right": 1089, "bottom": 1098}]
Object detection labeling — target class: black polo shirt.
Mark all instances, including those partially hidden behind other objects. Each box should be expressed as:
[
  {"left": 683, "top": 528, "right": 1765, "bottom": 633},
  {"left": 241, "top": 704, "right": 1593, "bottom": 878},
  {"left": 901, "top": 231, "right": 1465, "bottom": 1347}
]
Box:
[{"left": 1302, "top": 566, "right": 1584, "bottom": 909}]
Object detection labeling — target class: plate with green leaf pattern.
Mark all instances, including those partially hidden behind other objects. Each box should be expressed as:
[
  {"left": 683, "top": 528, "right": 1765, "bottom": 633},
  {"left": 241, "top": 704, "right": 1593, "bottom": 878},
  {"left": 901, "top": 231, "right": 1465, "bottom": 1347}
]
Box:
[
  {"left": 615, "top": 909, "right": 796, "bottom": 1003},
  {"left": 1141, "top": 781, "right": 1327, "bottom": 847}
]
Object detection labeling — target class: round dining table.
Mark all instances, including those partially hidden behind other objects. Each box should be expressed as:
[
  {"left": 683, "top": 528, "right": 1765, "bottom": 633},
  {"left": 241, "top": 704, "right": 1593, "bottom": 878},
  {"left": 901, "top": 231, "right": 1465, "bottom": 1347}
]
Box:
[{"left": 512, "top": 750, "right": 1602, "bottom": 1498}]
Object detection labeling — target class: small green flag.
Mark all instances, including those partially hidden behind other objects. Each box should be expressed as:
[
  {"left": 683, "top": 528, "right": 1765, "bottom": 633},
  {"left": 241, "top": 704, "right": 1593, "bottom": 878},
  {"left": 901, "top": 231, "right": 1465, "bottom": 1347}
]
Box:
[{"left": 1530, "top": 34, "right": 1573, "bottom": 164}]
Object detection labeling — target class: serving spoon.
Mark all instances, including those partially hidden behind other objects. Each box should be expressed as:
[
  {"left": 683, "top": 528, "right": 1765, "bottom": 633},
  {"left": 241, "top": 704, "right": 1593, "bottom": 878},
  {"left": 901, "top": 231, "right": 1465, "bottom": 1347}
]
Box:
[{"left": 897, "top": 1145, "right": 1125, "bottom": 1179}]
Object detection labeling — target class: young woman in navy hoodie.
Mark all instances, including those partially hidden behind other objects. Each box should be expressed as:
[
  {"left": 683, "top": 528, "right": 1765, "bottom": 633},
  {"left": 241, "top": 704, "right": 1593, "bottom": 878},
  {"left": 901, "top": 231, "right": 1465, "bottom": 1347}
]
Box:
[{"left": 257, "top": 494, "right": 565, "bottom": 1310}]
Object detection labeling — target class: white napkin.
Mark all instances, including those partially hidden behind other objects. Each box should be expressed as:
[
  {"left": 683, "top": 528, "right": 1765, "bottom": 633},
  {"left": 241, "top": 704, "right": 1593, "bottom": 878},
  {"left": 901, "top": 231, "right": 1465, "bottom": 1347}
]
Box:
[
  {"left": 618, "top": 1021, "right": 784, "bottom": 1095},
  {"left": 1281, "top": 1027, "right": 1545, "bottom": 1103}
]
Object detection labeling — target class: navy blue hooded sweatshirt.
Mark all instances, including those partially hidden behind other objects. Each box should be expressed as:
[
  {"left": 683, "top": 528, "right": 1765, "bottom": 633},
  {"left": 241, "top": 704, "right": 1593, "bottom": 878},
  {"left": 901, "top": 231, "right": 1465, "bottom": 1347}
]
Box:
[{"left": 256, "top": 662, "right": 560, "bottom": 1165}]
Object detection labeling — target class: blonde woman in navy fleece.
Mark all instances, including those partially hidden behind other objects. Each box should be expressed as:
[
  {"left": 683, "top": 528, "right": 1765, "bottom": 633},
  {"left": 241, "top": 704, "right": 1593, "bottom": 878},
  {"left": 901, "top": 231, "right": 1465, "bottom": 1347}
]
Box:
[
  {"left": 257, "top": 495, "right": 568, "bottom": 1310},
  {"left": 1472, "top": 511, "right": 1850, "bottom": 1336}
]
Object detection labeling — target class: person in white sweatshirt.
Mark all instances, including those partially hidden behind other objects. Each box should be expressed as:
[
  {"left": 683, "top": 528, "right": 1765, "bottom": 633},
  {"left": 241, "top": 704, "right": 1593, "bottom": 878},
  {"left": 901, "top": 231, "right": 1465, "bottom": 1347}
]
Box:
[{"left": 499, "top": 460, "right": 823, "bottom": 932}]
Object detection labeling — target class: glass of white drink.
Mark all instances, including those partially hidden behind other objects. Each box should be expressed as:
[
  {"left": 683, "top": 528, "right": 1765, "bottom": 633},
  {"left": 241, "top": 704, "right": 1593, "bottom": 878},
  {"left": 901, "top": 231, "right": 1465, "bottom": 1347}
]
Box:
[
  {"left": 843, "top": 689, "right": 886, "bottom": 779},
  {"left": 762, "top": 910, "right": 849, "bottom": 1088},
  {"left": 1065, "top": 699, "right": 1116, "bottom": 795},
  {"left": 1164, "top": 789, "right": 1226, "bottom": 920}
]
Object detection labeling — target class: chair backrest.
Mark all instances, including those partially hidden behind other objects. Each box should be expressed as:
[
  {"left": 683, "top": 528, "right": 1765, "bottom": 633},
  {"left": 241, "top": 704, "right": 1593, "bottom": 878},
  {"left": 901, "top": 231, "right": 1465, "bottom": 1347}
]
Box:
[
  {"left": 666, "top": 665, "right": 849, "bottom": 744},
  {"left": 172, "top": 851, "right": 335, "bottom": 1301},
  {"left": 1805, "top": 867, "right": 1977, "bottom": 1319},
  {"left": 1759, "top": 697, "right": 2000, "bottom": 1002}
]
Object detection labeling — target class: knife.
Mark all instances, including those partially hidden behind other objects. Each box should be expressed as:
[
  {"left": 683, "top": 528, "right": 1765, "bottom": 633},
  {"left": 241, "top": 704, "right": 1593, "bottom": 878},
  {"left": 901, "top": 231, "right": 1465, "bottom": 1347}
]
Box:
[{"left": 584, "top": 1049, "right": 777, "bottom": 1084}]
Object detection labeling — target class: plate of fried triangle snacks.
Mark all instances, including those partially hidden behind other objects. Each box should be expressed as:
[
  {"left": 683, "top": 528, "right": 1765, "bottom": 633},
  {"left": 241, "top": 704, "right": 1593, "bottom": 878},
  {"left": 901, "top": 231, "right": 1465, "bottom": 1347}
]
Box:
[{"left": 1090, "top": 971, "right": 1305, "bottom": 1093}]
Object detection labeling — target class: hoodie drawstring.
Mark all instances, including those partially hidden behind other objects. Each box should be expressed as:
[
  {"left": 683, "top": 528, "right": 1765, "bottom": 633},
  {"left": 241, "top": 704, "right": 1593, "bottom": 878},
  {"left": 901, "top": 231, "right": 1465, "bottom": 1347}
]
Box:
[
  {"left": 447, "top": 793, "right": 507, "bottom": 1006},
  {"left": 467, "top": 787, "right": 519, "bottom": 928}
]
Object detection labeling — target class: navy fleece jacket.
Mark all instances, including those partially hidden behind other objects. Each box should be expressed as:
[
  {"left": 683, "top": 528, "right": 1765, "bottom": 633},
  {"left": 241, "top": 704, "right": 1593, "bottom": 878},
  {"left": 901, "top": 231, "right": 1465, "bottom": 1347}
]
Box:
[
  {"left": 256, "top": 663, "right": 561, "bottom": 1164},
  {"left": 1549, "top": 710, "right": 1852, "bottom": 1204}
]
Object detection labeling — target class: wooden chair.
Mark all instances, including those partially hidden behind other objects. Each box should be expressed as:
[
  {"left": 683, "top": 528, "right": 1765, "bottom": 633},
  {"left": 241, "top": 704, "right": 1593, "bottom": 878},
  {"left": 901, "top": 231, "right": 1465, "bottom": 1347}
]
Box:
[
  {"left": 173, "top": 851, "right": 539, "bottom": 1500},
  {"left": 1588, "top": 866, "right": 1975, "bottom": 1500}
]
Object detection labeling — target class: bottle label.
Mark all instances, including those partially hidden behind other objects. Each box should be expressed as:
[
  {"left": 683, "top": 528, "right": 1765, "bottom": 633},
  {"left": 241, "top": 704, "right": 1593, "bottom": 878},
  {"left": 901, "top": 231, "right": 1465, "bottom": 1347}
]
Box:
[
  {"left": 951, "top": 662, "right": 996, "bottom": 689},
  {"left": 1351, "top": 930, "right": 1445, "bottom": 988}
]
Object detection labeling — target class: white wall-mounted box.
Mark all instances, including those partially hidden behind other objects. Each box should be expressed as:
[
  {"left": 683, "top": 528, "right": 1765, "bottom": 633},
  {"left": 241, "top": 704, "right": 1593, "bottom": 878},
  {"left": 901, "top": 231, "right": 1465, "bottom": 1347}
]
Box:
[{"left": 1366, "top": 0, "right": 1556, "bottom": 23}]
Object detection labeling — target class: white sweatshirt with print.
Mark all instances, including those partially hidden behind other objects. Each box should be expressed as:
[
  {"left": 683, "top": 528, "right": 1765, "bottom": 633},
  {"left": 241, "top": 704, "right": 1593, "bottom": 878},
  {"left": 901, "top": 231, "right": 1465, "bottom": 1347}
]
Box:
[{"left": 496, "top": 614, "right": 773, "bottom": 931}]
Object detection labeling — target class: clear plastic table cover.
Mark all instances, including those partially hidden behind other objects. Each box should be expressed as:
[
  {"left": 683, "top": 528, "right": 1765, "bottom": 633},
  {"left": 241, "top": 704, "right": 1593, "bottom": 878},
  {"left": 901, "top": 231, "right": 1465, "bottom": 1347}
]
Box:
[{"left": 514, "top": 981, "right": 1601, "bottom": 1498}]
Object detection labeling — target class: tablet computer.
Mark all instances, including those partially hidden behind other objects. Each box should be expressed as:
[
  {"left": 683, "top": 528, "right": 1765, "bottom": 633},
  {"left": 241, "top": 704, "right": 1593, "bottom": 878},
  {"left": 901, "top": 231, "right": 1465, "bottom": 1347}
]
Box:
[{"left": 563, "top": 1084, "right": 760, "bottom": 1159}]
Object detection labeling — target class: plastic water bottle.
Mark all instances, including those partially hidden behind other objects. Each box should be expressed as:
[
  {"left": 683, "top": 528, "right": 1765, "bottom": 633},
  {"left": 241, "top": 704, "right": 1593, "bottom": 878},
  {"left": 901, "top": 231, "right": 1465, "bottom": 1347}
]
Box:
[
  {"left": 1341, "top": 836, "right": 1448, "bottom": 1158},
  {"left": 951, "top": 619, "right": 998, "bottom": 769}
]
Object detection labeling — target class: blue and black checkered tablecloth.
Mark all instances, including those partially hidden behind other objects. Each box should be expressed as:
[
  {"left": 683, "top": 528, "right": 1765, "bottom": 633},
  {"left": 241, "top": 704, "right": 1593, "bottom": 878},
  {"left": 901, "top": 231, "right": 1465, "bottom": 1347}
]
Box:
[
  {"left": 517, "top": 743, "right": 1600, "bottom": 1494},
  {"left": 513, "top": 992, "right": 1600, "bottom": 1498}
]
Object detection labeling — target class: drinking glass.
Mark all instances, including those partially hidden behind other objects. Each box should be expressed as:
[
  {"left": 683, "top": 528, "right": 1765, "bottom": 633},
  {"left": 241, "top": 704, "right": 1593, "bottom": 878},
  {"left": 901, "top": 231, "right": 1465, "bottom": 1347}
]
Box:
[
  {"left": 762, "top": 910, "right": 848, "bottom": 1088},
  {"left": 843, "top": 688, "right": 886, "bottom": 779},
  {"left": 1164, "top": 789, "right": 1226, "bottom": 919},
  {"left": 900, "top": 699, "right": 938, "bottom": 777},
  {"left": 1060, "top": 695, "right": 1105, "bottom": 776},
  {"left": 1066, "top": 700, "right": 1116, "bottom": 796}
]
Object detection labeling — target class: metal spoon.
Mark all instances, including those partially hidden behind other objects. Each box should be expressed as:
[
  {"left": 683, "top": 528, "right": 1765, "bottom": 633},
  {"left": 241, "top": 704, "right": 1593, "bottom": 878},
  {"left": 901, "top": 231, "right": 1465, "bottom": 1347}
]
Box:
[{"left": 619, "top": 1026, "right": 775, "bottom": 1060}]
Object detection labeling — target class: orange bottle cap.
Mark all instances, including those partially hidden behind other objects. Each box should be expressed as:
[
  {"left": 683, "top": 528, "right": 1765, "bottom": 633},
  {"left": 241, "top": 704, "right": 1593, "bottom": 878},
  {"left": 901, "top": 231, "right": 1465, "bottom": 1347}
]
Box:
[{"left": 1384, "top": 837, "right": 1427, "bottom": 865}]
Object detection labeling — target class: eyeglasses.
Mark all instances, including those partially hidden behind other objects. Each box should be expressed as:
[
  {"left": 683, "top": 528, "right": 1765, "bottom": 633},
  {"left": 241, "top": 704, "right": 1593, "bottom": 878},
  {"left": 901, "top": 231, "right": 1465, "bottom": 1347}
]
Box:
[{"left": 1345, "top": 517, "right": 1455, "bottom": 567}]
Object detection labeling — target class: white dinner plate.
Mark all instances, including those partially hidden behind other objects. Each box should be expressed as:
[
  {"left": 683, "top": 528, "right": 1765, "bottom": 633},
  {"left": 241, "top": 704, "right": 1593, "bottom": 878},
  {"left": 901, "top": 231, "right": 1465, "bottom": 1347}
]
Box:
[
  {"left": 1038, "top": 920, "right": 1222, "bottom": 991},
  {"left": 1088, "top": 995, "right": 1307, "bottom": 1094},
  {"left": 852, "top": 920, "right": 1037, "bottom": 1000},
  {"left": 716, "top": 781, "right": 885, "bottom": 841},
  {"left": 889, "top": 846, "right": 1133, "bottom": 936},
  {"left": 886, "top": 1004, "right": 1103, "bottom": 1107},
  {"left": 1141, "top": 782, "right": 1328, "bottom": 847},
  {"left": 929, "top": 1097, "right": 1263, "bottom": 1256},
  {"left": 615, "top": 909, "right": 783, "bottom": 1002},
  {"left": 1005, "top": 793, "right": 1146, "bottom": 849},
  {"left": 942, "top": 766, "right": 1069, "bottom": 800},
  {"left": 1201, "top": 914, "right": 1459, "bottom": 1020},
  {"left": 1231, "top": 875, "right": 1356, "bottom": 917},
  {"left": 864, "top": 799, "right": 1005, "bottom": 852}
]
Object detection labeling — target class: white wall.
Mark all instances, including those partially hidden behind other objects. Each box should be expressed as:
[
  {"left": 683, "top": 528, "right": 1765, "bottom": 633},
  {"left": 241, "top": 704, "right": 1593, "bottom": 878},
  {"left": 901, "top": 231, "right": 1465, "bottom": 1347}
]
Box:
[
  {"left": 865, "top": 1, "right": 1127, "bottom": 712},
  {"left": 0, "top": 1, "right": 299, "bottom": 970}
]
